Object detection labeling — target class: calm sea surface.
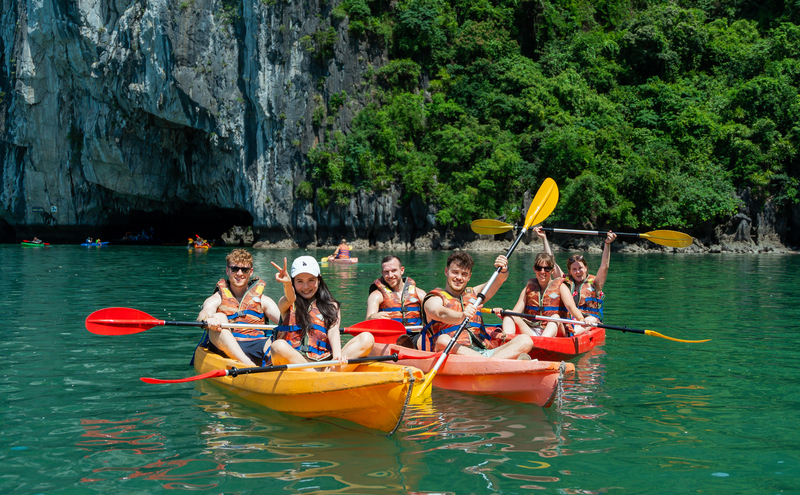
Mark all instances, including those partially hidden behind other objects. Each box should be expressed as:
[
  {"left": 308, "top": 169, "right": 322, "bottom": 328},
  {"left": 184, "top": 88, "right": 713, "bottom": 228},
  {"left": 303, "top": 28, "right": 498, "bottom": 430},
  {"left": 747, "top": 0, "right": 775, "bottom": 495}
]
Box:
[{"left": 2, "top": 244, "right": 798, "bottom": 494}]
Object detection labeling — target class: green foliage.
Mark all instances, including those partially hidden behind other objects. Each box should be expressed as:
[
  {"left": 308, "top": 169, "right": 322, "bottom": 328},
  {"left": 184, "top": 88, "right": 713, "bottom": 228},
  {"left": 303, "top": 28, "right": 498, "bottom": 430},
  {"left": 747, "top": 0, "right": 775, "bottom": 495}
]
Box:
[{"left": 300, "top": 0, "right": 800, "bottom": 233}]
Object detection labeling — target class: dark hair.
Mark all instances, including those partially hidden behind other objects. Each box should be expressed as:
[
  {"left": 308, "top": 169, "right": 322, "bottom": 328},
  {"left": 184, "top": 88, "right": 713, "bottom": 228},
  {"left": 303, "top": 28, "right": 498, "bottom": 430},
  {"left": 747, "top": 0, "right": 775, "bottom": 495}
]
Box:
[
  {"left": 292, "top": 275, "right": 340, "bottom": 331},
  {"left": 446, "top": 252, "right": 474, "bottom": 272},
  {"left": 381, "top": 255, "right": 402, "bottom": 266}
]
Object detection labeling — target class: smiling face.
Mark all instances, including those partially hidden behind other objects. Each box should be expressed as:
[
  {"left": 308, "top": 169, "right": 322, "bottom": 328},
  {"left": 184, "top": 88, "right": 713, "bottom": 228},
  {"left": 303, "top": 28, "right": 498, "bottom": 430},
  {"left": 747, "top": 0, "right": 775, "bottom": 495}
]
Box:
[
  {"left": 445, "top": 263, "right": 472, "bottom": 294},
  {"left": 568, "top": 258, "right": 588, "bottom": 283},
  {"left": 227, "top": 264, "right": 253, "bottom": 289},
  {"left": 293, "top": 273, "right": 320, "bottom": 300},
  {"left": 381, "top": 258, "right": 405, "bottom": 291}
]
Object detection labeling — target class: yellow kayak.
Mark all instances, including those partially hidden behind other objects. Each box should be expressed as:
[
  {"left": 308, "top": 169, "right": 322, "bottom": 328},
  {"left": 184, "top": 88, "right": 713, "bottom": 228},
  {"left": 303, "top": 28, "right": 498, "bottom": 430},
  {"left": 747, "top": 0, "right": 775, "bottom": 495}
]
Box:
[{"left": 193, "top": 347, "right": 424, "bottom": 433}]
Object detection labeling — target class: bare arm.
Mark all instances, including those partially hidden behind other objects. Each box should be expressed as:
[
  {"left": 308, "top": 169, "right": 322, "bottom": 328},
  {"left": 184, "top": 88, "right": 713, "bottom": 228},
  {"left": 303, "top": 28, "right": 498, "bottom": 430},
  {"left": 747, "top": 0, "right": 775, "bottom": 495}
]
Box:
[
  {"left": 592, "top": 231, "right": 616, "bottom": 292},
  {"left": 366, "top": 290, "right": 388, "bottom": 319},
  {"left": 271, "top": 258, "right": 295, "bottom": 315},
  {"left": 559, "top": 283, "right": 585, "bottom": 320},
  {"left": 197, "top": 293, "right": 227, "bottom": 329},
  {"left": 261, "top": 296, "right": 281, "bottom": 325},
  {"left": 424, "top": 295, "right": 465, "bottom": 326},
  {"left": 327, "top": 306, "right": 343, "bottom": 361}
]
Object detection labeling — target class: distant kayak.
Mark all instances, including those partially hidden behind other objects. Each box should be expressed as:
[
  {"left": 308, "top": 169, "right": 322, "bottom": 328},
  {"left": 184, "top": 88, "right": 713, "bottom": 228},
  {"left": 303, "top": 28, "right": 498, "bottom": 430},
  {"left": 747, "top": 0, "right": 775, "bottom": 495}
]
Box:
[
  {"left": 21, "top": 240, "right": 48, "bottom": 247},
  {"left": 321, "top": 257, "right": 358, "bottom": 264},
  {"left": 81, "top": 242, "right": 109, "bottom": 247}
]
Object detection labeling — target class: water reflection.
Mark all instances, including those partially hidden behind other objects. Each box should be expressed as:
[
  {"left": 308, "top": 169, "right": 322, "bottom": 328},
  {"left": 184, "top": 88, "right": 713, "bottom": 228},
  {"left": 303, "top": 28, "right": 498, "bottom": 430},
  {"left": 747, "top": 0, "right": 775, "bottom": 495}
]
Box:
[{"left": 193, "top": 381, "right": 429, "bottom": 493}]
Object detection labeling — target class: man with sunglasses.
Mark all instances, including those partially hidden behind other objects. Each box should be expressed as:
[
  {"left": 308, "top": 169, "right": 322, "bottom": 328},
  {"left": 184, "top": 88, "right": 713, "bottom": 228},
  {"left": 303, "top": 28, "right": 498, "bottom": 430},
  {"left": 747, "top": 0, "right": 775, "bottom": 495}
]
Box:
[
  {"left": 418, "top": 252, "right": 533, "bottom": 359},
  {"left": 197, "top": 249, "right": 281, "bottom": 367}
]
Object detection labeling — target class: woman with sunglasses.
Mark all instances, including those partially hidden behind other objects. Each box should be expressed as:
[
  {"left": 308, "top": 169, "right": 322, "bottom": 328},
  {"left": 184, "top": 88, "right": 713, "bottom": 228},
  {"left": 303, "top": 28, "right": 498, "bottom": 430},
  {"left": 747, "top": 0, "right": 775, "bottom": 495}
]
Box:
[
  {"left": 559, "top": 231, "right": 617, "bottom": 332},
  {"left": 269, "top": 256, "right": 374, "bottom": 371},
  {"left": 494, "top": 227, "right": 586, "bottom": 338}
]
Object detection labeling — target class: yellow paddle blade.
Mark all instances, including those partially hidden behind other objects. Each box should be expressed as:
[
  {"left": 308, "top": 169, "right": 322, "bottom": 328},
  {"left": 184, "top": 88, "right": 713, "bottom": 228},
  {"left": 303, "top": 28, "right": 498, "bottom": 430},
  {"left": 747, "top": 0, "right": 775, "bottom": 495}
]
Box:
[
  {"left": 414, "top": 372, "right": 435, "bottom": 399},
  {"left": 641, "top": 230, "right": 694, "bottom": 248},
  {"left": 525, "top": 178, "right": 559, "bottom": 228},
  {"left": 644, "top": 330, "right": 710, "bottom": 343},
  {"left": 471, "top": 219, "right": 515, "bottom": 235}
]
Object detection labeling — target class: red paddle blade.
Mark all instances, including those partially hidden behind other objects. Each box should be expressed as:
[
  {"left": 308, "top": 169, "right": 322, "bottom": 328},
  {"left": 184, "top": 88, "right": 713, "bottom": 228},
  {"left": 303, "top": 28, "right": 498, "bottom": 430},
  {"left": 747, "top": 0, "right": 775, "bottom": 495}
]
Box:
[
  {"left": 141, "top": 369, "right": 227, "bottom": 384},
  {"left": 345, "top": 320, "right": 407, "bottom": 343},
  {"left": 85, "top": 307, "right": 164, "bottom": 336}
]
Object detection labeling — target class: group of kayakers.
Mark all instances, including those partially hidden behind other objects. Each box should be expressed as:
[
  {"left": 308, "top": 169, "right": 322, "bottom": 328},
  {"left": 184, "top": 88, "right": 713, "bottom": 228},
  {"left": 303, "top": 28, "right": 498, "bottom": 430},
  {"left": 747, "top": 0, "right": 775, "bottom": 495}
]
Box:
[{"left": 198, "top": 228, "right": 617, "bottom": 371}]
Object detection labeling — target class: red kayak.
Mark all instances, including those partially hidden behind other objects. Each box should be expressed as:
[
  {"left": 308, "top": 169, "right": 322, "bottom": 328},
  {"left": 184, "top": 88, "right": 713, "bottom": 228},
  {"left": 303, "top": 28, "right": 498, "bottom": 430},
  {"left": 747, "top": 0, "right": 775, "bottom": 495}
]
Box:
[
  {"left": 370, "top": 343, "right": 574, "bottom": 407},
  {"left": 525, "top": 327, "right": 606, "bottom": 362}
]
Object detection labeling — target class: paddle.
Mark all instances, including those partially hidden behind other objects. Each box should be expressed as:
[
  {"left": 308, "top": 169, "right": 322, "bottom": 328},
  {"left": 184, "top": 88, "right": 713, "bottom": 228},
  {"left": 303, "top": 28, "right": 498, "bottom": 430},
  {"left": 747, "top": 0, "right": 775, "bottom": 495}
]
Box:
[
  {"left": 470, "top": 219, "right": 693, "bottom": 248},
  {"left": 141, "top": 350, "right": 443, "bottom": 384},
  {"left": 23, "top": 239, "right": 50, "bottom": 245},
  {"left": 85, "top": 307, "right": 406, "bottom": 337},
  {"left": 415, "top": 178, "right": 559, "bottom": 398},
  {"left": 487, "top": 309, "right": 710, "bottom": 343}
]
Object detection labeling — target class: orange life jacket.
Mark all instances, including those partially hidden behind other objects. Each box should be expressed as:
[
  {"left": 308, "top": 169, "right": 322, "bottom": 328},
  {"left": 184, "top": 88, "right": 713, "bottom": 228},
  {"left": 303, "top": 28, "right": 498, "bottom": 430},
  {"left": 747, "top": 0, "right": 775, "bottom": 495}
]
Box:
[
  {"left": 371, "top": 277, "right": 422, "bottom": 325},
  {"left": 276, "top": 301, "right": 331, "bottom": 361},
  {"left": 335, "top": 244, "right": 350, "bottom": 259},
  {"left": 420, "top": 287, "right": 491, "bottom": 351},
  {"left": 524, "top": 277, "right": 564, "bottom": 325},
  {"left": 567, "top": 275, "right": 603, "bottom": 321},
  {"left": 216, "top": 278, "right": 270, "bottom": 341}
]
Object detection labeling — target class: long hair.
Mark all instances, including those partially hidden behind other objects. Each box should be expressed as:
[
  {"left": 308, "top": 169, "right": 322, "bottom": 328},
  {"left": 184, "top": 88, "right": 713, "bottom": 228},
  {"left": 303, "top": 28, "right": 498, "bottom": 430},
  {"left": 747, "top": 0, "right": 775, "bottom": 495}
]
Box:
[{"left": 292, "top": 275, "right": 340, "bottom": 331}]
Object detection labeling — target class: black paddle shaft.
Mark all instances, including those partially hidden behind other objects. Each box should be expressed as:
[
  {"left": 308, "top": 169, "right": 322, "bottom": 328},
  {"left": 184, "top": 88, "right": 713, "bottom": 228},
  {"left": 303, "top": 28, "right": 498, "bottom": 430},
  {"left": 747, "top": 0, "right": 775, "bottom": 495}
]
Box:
[
  {"left": 225, "top": 353, "right": 400, "bottom": 377},
  {"left": 501, "top": 310, "right": 647, "bottom": 336}
]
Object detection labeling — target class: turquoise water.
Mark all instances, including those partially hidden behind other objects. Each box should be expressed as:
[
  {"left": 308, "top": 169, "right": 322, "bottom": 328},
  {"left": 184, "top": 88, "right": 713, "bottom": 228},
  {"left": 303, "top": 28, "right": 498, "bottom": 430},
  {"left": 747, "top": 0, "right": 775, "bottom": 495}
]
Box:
[{"left": 1, "top": 245, "right": 798, "bottom": 494}]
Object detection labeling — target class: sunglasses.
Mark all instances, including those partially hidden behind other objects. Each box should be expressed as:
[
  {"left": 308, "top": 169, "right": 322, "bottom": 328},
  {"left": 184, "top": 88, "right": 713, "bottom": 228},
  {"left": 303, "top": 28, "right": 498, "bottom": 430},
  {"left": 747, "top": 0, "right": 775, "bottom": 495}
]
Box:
[
  {"left": 228, "top": 265, "right": 252, "bottom": 273},
  {"left": 534, "top": 265, "right": 553, "bottom": 272},
  {"left": 568, "top": 255, "right": 586, "bottom": 264}
]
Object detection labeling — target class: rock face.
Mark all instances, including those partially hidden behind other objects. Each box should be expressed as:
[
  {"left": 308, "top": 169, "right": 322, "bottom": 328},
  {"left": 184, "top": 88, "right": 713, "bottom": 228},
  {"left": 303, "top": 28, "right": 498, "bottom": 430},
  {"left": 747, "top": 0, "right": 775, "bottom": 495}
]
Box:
[
  {"left": 0, "top": 1, "right": 795, "bottom": 252},
  {"left": 0, "top": 0, "right": 391, "bottom": 243}
]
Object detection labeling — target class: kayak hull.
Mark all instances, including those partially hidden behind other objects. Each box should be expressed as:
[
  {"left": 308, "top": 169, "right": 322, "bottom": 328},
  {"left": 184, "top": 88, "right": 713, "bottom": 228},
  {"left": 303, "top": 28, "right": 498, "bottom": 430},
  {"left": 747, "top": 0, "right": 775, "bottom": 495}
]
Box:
[
  {"left": 81, "top": 242, "right": 109, "bottom": 247},
  {"left": 370, "top": 344, "right": 574, "bottom": 407},
  {"left": 193, "top": 347, "right": 423, "bottom": 433},
  {"left": 327, "top": 257, "right": 358, "bottom": 264},
  {"left": 526, "top": 327, "right": 605, "bottom": 361}
]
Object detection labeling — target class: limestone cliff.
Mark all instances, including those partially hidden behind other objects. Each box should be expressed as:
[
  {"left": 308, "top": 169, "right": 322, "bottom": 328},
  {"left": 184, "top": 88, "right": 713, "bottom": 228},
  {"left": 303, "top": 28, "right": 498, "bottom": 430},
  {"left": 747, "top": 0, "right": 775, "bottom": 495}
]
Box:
[{"left": 0, "top": 0, "right": 399, "bottom": 243}]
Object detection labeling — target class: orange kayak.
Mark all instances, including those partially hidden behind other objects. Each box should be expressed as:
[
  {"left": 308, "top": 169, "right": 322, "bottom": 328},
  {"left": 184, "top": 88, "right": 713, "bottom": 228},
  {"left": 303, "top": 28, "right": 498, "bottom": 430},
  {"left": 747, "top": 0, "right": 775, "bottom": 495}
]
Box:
[
  {"left": 370, "top": 344, "right": 574, "bottom": 407},
  {"left": 193, "top": 347, "right": 423, "bottom": 433}
]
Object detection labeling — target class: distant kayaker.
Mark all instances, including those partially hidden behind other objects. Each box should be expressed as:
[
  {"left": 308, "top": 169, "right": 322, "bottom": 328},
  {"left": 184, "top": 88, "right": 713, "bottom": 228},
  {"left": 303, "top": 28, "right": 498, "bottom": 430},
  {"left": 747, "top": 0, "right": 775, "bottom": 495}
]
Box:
[
  {"left": 559, "top": 230, "right": 617, "bottom": 333},
  {"left": 327, "top": 238, "right": 351, "bottom": 261},
  {"left": 419, "top": 252, "right": 533, "bottom": 359},
  {"left": 198, "top": 249, "right": 281, "bottom": 367},
  {"left": 32, "top": 237, "right": 43, "bottom": 244},
  {"left": 86, "top": 237, "right": 93, "bottom": 244},
  {"left": 270, "top": 255, "right": 374, "bottom": 371},
  {"left": 366, "top": 255, "right": 427, "bottom": 327}
]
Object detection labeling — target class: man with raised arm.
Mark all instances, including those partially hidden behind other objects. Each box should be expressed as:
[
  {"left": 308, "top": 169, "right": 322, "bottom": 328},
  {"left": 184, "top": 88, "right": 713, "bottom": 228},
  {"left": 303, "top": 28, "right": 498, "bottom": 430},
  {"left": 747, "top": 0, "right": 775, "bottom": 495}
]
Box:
[{"left": 419, "top": 252, "right": 533, "bottom": 359}]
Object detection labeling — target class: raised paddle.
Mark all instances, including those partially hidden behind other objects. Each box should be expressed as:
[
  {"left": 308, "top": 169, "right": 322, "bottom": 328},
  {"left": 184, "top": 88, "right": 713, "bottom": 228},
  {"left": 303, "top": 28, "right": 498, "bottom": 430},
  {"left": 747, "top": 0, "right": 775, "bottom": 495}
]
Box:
[
  {"left": 85, "top": 307, "right": 406, "bottom": 337},
  {"left": 470, "top": 219, "right": 693, "bottom": 248},
  {"left": 486, "top": 309, "right": 710, "bottom": 343},
  {"left": 141, "top": 353, "right": 406, "bottom": 384},
  {"left": 414, "top": 178, "right": 560, "bottom": 398}
]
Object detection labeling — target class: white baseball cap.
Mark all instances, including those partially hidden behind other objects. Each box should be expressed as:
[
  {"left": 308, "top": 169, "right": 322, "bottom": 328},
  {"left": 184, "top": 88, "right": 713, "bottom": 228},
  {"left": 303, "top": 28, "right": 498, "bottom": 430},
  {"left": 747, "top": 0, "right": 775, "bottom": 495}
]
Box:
[{"left": 291, "top": 256, "right": 321, "bottom": 278}]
